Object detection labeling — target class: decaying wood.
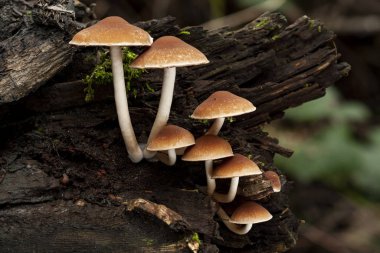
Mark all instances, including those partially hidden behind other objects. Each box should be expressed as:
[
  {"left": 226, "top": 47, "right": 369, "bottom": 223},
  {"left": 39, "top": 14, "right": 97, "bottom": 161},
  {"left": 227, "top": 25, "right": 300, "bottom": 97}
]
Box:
[{"left": 0, "top": 1, "right": 349, "bottom": 252}]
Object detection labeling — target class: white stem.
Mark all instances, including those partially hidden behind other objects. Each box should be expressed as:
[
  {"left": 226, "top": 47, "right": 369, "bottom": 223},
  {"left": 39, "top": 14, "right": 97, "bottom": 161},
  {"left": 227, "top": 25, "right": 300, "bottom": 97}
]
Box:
[
  {"left": 212, "top": 177, "right": 239, "bottom": 203},
  {"left": 110, "top": 46, "right": 143, "bottom": 163},
  {"left": 216, "top": 206, "right": 253, "bottom": 235},
  {"left": 156, "top": 149, "right": 177, "bottom": 166},
  {"left": 206, "top": 117, "right": 225, "bottom": 135},
  {"left": 205, "top": 160, "right": 216, "bottom": 195},
  {"left": 175, "top": 147, "right": 187, "bottom": 156},
  {"left": 144, "top": 67, "right": 177, "bottom": 159}
]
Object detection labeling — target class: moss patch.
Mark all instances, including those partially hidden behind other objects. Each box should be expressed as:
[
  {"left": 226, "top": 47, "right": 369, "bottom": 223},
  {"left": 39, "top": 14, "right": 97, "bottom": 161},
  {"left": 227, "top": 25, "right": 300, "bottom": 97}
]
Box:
[
  {"left": 272, "top": 34, "right": 281, "bottom": 41},
  {"left": 83, "top": 47, "right": 146, "bottom": 102},
  {"left": 179, "top": 30, "right": 191, "bottom": 35},
  {"left": 254, "top": 17, "right": 271, "bottom": 29}
]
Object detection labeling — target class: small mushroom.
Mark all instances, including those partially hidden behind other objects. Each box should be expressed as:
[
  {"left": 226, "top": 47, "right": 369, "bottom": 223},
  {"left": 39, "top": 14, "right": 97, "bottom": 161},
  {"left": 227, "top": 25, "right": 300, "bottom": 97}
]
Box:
[
  {"left": 263, "top": 171, "right": 282, "bottom": 192},
  {"left": 182, "top": 135, "right": 233, "bottom": 195},
  {"left": 217, "top": 202, "right": 272, "bottom": 235},
  {"left": 70, "top": 16, "right": 153, "bottom": 163},
  {"left": 147, "top": 124, "right": 195, "bottom": 166},
  {"left": 130, "top": 36, "right": 209, "bottom": 159},
  {"left": 211, "top": 154, "right": 262, "bottom": 203},
  {"left": 191, "top": 91, "right": 256, "bottom": 135}
]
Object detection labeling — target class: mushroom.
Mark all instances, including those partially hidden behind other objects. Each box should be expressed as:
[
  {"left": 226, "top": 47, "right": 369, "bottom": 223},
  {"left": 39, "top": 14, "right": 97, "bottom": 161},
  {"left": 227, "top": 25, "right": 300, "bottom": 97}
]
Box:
[
  {"left": 191, "top": 91, "right": 256, "bottom": 135},
  {"left": 263, "top": 171, "right": 282, "bottom": 192},
  {"left": 182, "top": 135, "right": 233, "bottom": 195},
  {"left": 211, "top": 154, "right": 262, "bottom": 203},
  {"left": 216, "top": 202, "right": 272, "bottom": 235},
  {"left": 146, "top": 124, "right": 195, "bottom": 166},
  {"left": 69, "top": 16, "right": 153, "bottom": 163},
  {"left": 130, "top": 36, "right": 209, "bottom": 159}
]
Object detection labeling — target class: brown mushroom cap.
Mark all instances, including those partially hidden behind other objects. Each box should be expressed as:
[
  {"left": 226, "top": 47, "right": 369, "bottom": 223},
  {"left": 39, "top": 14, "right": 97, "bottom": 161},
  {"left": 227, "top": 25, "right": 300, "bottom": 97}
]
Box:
[
  {"left": 182, "top": 135, "right": 233, "bottom": 161},
  {"left": 263, "top": 171, "right": 282, "bottom": 192},
  {"left": 230, "top": 202, "right": 273, "bottom": 224},
  {"left": 212, "top": 154, "right": 262, "bottom": 179},
  {"left": 147, "top": 125, "right": 195, "bottom": 151},
  {"left": 69, "top": 16, "right": 153, "bottom": 46},
  {"left": 191, "top": 91, "right": 256, "bottom": 119},
  {"left": 130, "top": 36, "right": 209, "bottom": 68}
]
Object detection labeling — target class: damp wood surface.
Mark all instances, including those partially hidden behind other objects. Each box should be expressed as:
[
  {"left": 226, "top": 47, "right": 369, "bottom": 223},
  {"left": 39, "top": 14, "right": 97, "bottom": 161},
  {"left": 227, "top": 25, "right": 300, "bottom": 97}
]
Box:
[{"left": 0, "top": 1, "right": 349, "bottom": 252}]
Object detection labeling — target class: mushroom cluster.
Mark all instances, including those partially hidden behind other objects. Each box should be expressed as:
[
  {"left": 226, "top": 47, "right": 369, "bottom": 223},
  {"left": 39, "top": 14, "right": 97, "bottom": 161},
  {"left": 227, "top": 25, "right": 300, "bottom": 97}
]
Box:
[
  {"left": 70, "top": 16, "right": 282, "bottom": 236},
  {"left": 182, "top": 90, "right": 282, "bottom": 234},
  {"left": 70, "top": 17, "right": 208, "bottom": 165}
]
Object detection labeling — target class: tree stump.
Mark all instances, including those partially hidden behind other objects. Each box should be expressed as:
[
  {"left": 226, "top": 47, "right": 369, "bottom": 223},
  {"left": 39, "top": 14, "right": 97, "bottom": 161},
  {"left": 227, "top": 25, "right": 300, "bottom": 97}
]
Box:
[{"left": 0, "top": 1, "right": 350, "bottom": 252}]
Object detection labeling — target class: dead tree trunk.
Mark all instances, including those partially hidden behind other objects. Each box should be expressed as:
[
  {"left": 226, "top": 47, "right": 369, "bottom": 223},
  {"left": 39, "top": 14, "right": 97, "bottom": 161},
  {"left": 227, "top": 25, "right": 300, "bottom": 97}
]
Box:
[{"left": 0, "top": 1, "right": 350, "bottom": 252}]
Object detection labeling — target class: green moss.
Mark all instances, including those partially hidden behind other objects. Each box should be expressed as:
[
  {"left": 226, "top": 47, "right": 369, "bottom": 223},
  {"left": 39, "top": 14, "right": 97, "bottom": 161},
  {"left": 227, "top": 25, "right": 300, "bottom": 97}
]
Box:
[
  {"left": 131, "top": 88, "right": 138, "bottom": 98},
  {"left": 309, "top": 19, "right": 316, "bottom": 30},
  {"left": 308, "top": 20, "right": 323, "bottom": 32},
  {"left": 226, "top": 117, "right": 235, "bottom": 123},
  {"left": 83, "top": 51, "right": 112, "bottom": 102},
  {"left": 197, "top": 119, "right": 210, "bottom": 125},
  {"left": 123, "top": 49, "right": 145, "bottom": 94},
  {"left": 271, "top": 34, "right": 281, "bottom": 41},
  {"left": 191, "top": 233, "right": 201, "bottom": 245},
  {"left": 179, "top": 30, "right": 191, "bottom": 35},
  {"left": 83, "top": 47, "right": 145, "bottom": 102},
  {"left": 145, "top": 82, "right": 155, "bottom": 93},
  {"left": 254, "top": 17, "right": 270, "bottom": 29}
]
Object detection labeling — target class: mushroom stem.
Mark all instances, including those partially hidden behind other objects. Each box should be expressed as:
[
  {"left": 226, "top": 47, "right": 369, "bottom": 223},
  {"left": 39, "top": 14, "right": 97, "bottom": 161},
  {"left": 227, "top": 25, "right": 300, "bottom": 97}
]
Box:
[
  {"left": 206, "top": 117, "right": 225, "bottom": 135},
  {"left": 205, "top": 160, "right": 216, "bottom": 195},
  {"left": 110, "top": 46, "right": 143, "bottom": 163},
  {"left": 155, "top": 149, "right": 177, "bottom": 166},
  {"left": 175, "top": 147, "right": 187, "bottom": 155},
  {"left": 144, "top": 67, "right": 177, "bottom": 159},
  {"left": 212, "top": 177, "right": 239, "bottom": 203},
  {"left": 216, "top": 206, "right": 253, "bottom": 235}
]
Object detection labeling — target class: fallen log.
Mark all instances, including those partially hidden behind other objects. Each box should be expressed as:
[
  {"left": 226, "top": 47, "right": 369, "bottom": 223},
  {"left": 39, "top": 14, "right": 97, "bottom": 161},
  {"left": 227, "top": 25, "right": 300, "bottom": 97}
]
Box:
[{"left": 0, "top": 1, "right": 350, "bottom": 252}]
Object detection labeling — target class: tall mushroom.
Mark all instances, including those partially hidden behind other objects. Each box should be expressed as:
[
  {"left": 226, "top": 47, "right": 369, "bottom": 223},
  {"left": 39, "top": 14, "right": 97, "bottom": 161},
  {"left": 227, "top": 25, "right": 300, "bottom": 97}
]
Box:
[
  {"left": 191, "top": 91, "right": 256, "bottom": 135},
  {"left": 182, "top": 135, "right": 233, "bottom": 195},
  {"left": 147, "top": 124, "right": 195, "bottom": 166},
  {"left": 216, "top": 202, "right": 272, "bottom": 235},
  {"left": 69, "top": 16, "right": 153, "bottom": 163},
  {"left": 211, "top": 154, "right": 262, "bottom": 203},
  {"left": 130, "top": 36, "right": 209, "bottom": 159}
]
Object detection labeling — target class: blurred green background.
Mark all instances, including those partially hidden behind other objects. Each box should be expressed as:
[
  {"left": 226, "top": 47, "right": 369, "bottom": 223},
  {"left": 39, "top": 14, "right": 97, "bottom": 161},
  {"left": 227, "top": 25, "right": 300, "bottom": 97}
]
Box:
[{"left": 80, "top": 0, "right": 380, "bottom": 252}]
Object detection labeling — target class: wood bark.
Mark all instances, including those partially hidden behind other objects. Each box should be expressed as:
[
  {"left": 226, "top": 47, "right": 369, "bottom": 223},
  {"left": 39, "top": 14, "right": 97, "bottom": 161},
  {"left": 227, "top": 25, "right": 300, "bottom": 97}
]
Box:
[{"left": 0, "top": 1, "right": 350, "bottom": 252}]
